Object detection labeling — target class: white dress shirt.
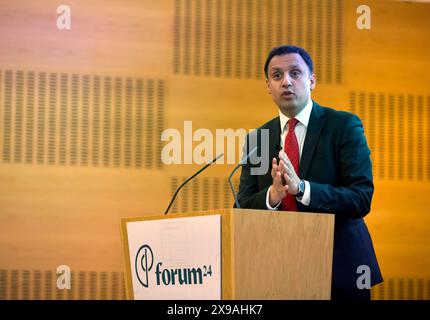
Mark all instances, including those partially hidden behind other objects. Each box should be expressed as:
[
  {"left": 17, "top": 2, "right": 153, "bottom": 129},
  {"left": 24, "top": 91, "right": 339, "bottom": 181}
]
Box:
[{"left": 266, "top": 98, "right": 313, "bottom": 210}]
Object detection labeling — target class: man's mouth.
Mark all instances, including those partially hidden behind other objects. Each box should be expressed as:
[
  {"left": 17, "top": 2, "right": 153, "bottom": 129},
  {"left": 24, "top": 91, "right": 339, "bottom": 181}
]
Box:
[{"left": 282, "top": 91, "right": 294, "bottom": 98}]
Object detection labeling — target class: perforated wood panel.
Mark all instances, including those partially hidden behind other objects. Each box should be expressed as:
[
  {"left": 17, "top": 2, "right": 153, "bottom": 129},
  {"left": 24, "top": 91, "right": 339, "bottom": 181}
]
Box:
[
  {"left": 170, "top": 176, "right": 239, "bottom": 214},
  {"left": 0, "top": 269, "right": 126, "bottom": 300},
  {"left": 349, "top": 92, "right": 430, "bottom": 181},
  {"left": 1, "top": 0, "right": 430, "bottom": 301},
  {"left": 173, "top": 0, "right": 343, "bottom": 83},
  {"left": 1, "top": 70, "right": 165, "bottom": 169},
  {"left": 371, "top": 278, "right": 430, "bottom": 300},
  {"left": 1, "top": 269, "right": 430, "bottom": 300}
]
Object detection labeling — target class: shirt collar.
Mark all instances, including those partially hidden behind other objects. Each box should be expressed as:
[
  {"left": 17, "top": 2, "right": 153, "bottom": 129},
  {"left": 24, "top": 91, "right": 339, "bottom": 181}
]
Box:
[{"left": 279, "top": 98, "right": 313, "bottom": 132}]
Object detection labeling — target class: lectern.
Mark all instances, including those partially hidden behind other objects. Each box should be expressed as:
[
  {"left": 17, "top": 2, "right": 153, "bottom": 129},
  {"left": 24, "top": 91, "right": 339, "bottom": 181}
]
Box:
[{"left": 121, "top": 208, "right": 334, "bottom": 300}]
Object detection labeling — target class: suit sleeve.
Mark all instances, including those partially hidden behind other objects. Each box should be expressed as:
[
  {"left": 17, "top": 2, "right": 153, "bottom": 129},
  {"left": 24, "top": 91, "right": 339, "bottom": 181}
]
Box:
[
  {"left": 236, "top": 133, "right": 270, "bottom": 210},
  {"left": 308, "top": 114, "right": 374, "bottom": 219},
  {"left": 236, "top": 165, "right": 269, "bottom": 209}
]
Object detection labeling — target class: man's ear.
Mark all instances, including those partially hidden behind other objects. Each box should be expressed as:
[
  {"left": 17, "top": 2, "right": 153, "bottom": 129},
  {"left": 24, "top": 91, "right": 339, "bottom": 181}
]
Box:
[
  {"left": 310, "top": 73, "right": 316, "bottom": 91},
  {"left": 265, "top": 78, "right": 271, "bottom": 94}
]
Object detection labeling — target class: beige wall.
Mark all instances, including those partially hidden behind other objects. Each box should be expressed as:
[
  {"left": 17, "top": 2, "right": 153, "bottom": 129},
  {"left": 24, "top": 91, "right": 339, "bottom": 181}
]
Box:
[{"left": 0, "top": 0, "right": 429, "bottom": 299}]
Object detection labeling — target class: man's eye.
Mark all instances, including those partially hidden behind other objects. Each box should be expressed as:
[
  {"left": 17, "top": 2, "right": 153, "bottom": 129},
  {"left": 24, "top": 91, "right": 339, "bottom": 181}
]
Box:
[
  {"left": 291, "top": 71, "right": 301, "bottom": 77},
  {"left": 273, "top": 73, "right": 282, "bottom": 79}
]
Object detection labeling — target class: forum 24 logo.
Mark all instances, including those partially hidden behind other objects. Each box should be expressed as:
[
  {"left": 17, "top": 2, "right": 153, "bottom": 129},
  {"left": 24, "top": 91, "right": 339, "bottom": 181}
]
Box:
[{"left": 135, "top": 244, "right": 214, "bottom": 288}]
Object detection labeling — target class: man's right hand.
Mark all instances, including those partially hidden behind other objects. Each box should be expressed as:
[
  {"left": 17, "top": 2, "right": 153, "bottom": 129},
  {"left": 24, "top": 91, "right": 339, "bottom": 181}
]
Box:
[{"left": 269, "top": 157, "right": 289, "bottom": 207}]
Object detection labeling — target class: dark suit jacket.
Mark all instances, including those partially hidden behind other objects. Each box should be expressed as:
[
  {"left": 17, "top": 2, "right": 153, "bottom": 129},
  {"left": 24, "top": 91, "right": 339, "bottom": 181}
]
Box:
[{"left": 237, "top": 101, "right": 383, "bottom": 291}]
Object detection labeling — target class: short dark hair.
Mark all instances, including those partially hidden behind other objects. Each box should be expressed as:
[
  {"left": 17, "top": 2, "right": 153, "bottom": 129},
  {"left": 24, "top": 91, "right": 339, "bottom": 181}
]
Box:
[{"left": 264, "top": 45, "right": 314, "bottom": 78}]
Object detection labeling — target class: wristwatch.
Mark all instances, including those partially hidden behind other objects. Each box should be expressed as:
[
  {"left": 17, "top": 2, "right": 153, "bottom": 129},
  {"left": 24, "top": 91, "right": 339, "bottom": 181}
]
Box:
[{"left": 296, "top": 180, "right": 305, "bottom": 199}]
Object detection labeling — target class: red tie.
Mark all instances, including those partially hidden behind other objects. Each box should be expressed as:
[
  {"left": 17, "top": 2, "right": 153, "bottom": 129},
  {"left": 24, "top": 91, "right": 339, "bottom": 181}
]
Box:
[{"left": 281, "top": 118, "right": 299, "bottom": 211}]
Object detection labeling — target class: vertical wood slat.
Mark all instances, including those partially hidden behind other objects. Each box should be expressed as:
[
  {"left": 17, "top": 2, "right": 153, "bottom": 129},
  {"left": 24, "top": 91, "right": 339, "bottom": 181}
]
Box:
[
  {"left": 1, "top": 272, "right": 430, "bottom": 299},
  {"left": 169, "top": 176, "right": 240, "bottom": 213},
  {"left": 0, "top": 70, "right": 165, "bottom": 170},
  {"left": 173, "top": 0, "right": 343, "bottom": 83},
  {"left": 0, "top": 270, "right": 124, "bottom": 300},
  {"left": 349, "top": 92, "right": 428, "bottom": 181}
]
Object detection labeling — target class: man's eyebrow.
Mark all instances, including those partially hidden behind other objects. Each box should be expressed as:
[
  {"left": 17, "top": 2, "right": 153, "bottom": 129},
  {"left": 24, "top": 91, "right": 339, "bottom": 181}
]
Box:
[{"left": 270, "top": 64, "right": 302, "bottom": 70}]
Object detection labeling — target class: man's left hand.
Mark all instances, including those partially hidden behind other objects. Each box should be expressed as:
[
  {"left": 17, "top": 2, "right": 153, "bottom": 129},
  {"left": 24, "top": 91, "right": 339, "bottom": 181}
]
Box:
[{"left": 278, "top": 150, "right": 301, "bottom": 195}]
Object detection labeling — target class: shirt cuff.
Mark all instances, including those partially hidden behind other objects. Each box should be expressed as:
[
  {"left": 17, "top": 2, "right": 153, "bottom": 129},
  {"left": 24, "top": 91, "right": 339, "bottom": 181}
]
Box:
[
  {"left": 296, "top": 180, "right": 311, "bottom": 206},
  {"left": 266, "top": 186, "right": 282, "bottom": 210}
]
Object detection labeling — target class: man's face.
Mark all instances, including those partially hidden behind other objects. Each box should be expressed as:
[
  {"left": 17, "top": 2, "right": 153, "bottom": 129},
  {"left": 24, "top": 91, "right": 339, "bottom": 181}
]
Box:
[{"left": 265, "top": 53, "right": 316, "bottom": 117}]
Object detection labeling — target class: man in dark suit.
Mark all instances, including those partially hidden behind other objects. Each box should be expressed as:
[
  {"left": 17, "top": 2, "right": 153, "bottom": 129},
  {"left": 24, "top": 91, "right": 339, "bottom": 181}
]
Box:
[{"left": 237, "top": 45, "right": 383, "bottom": 300}]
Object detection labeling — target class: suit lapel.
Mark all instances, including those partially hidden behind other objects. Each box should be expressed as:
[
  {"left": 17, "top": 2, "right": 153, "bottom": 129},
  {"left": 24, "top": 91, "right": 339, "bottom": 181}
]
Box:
[
  {"left": 268, "top": 117, "right": 281, "bottom": 163},
  {"left": 257, "top": 117, "right": 280, "bottom": 187},
  {"left": 299, "top": 101, "right": 326, "bottom": 178}
]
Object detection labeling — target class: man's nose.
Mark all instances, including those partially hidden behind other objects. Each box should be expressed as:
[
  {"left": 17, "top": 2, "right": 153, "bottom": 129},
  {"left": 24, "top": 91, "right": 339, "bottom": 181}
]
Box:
[{"left": 282, "top": 74, "right": 292, "bottom": 87}]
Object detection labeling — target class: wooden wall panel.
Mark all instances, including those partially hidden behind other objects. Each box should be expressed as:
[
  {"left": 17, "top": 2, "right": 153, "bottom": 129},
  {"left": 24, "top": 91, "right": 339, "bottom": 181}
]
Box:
[
  {"left": 0, "top": 0, "right": 171, "bottom": 76},
  {"left": 0, "top": 0, "right": 430, "bottom": 299}
]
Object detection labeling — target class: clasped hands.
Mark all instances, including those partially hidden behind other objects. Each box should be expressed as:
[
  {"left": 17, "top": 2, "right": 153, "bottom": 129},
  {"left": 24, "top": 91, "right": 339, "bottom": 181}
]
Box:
[{"left": 268, "top": 151, "right": 301, "bottom": 207}]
